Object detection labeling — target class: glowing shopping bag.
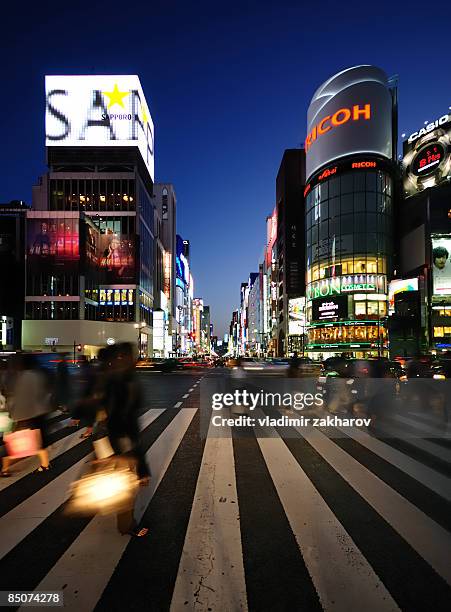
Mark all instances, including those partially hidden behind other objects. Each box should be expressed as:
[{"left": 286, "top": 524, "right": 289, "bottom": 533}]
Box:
[
  {"left": 4, "top": 428, "right": 42, "bottom": 458},
  {"left": 0, "top": 411, "right": 13, "bottom": 434},
  {"left": 65, "top": 456, "right": 139, "bottom": 516}
]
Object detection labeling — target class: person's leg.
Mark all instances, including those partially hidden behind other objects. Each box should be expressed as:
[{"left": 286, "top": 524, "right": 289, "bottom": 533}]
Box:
[
  {"left": 1, "top": 456, "right": 11, "bottom": 476},
  {"left": 37, "top": 448, "right": 50, "bottom": 469}
]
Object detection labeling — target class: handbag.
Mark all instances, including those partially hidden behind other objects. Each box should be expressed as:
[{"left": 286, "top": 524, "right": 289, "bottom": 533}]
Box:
[
  {"left": 4, "top": 428, "right": 42, "bottom": 458},
  {"left": 65, "top": 455, "right": 139, "bottom": 517},
  {"left": 92, "top": 419, "right": 114, "bottom": 460}
]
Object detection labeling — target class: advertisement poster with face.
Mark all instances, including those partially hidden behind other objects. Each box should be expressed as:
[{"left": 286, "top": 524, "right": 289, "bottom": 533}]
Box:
[
  {"left": 99, "top": 232, "right": 135, "bottom": 283},
  {"left": 432, "top": 237, "right": 451, "bottom": 296}
]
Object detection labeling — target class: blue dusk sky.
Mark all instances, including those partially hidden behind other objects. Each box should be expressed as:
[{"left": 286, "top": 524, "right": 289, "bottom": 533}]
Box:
[{"left": 1, "top": 0, "right": 449, "bottom": 335}]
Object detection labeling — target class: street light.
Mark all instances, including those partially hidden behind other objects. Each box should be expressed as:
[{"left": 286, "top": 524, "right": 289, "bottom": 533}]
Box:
[{"left": 134, "top": 321, "right": 146, "bottom": 358}]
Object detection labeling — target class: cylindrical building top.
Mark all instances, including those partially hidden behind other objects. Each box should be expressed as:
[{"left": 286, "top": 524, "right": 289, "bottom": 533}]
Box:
[{"left": 305, "top": 65, "right": 393, "bottom": 180}]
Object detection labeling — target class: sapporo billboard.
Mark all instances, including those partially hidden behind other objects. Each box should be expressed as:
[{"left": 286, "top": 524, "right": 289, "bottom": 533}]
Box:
[
  {"left": 402, "top": 114, "right": 451, "bottom": 197},
  {"left": 45, "top": 75, "right": 154, "bottom": 181},
  {"left": 305, "top": 65, "right": 393, "bottom": 180}
]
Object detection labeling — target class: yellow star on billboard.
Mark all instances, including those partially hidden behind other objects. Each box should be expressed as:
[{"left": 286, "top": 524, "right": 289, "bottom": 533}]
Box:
[
  {"left": 102, "top": 84, "right": 130, "bottom": 109},
  {"left": 141, "top": 105, "right": 149, "bottom": 125}
]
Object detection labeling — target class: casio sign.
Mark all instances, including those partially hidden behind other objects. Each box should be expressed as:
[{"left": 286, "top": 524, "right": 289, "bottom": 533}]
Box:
[{"left": 408, "top": 115, "right": 450, "bottom": 143}]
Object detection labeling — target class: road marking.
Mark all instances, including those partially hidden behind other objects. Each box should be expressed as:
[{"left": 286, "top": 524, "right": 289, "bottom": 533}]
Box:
[
  {"left": 171, "top": 421, "right": 247, "bottom": 611},
  {"left": 338, "top": 425, "right": 451, "bottom": 502},
  {"left": 256, "top": 422, "right": 399, "bottom": 612},
  {"left": 189, "top": 388, "right": 195, "bottom": 392},
  {"left": 174, "top": 402, "right": 182, "bottom": 408},
  {"left": 296, "top": 425, "right": 451, "bottom": 586},
  {"left": 182, "top": 394, "right": 189, "bottom": 399},
  {"left": 32, "top": 408, "right": 198, "bottom": 612}
]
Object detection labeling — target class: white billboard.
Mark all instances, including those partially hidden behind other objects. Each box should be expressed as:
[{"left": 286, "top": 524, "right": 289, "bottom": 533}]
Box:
[
  {"left": 432, "top": 237, "right": 451, "bottom": 296},
  {"left": 45, "top": 75, "right": 154, "bottom": 181}
]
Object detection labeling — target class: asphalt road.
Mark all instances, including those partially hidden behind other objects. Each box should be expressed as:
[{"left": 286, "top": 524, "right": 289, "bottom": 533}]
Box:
[{"left": 0, "top": 369, "right": 450, "bottom": 612}]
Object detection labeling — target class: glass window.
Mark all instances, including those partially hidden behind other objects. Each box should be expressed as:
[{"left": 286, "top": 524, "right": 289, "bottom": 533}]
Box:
[
  {"left": 354, "top": 213, "right": 365, "bottom": 234},
  {"left": 366, "top": 213, "right": 377, "bottom": 233},
  {"left": 355, "top": 302, "right": 366, "bottom": 316},
  {"left": 366, "top": 172, "right": 377, "bottom": 191},
  {"left": 341, "top": 173, "right": 353, "bottom": 194},
  {"left": 341, "top": 194, "right": 353, "bottom": 213},
  {"left": 319, "top": 182, "right": 328, "bottom": 200},
  {"left": 366, "top": 192, "right": 377, "bottom": 211},
  {"left": 329, "top": 177, "right": 340, "bottom": 198},
  {"left": 354, "top": 172, "right": 366, "bottom": 192},
  {"left": 329, "top": 197, "right": 340, "bottom": 217},
  {"left": 354, "top": 192, "right": 365, "bottom": 211}
]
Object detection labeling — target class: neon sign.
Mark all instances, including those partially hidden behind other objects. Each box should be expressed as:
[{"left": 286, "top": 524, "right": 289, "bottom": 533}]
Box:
[{"left": 305, "top": 104, "right": 371, "bottom": 153}]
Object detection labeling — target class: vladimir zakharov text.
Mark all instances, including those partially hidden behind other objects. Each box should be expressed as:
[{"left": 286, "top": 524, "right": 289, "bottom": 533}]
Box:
[{"left": 211, "top": 390, "right": 324, "bottom": 411}]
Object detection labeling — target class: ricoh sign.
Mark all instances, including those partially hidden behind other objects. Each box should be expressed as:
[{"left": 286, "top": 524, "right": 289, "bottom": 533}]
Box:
[
  {"left": 305, "top": 65, "right": 393, "bottom": 180},
  {"left": 45, "top": 75, "right": 154, "bottom": 181}
]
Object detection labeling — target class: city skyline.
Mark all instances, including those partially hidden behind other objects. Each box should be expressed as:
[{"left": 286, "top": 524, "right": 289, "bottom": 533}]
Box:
[{"left": 1, "top": 1, "right": 451, "bottom": 335}]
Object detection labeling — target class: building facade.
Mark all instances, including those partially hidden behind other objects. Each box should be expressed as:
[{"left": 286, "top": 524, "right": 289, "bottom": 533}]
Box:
[
  {"left": 304, "top": 65, "right": 397, "bottom": 358},
  {"left": 22, "top": 75, "right": 156, "bottom": 357}
]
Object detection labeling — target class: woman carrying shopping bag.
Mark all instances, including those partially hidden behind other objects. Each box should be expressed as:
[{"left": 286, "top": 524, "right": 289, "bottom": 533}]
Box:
[{"left": 1, "top": 354, "right": 52, "bottom": 477}]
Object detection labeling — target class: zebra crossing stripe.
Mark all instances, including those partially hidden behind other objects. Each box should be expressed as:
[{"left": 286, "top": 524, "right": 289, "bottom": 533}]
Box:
[
  {"left": 171, "top": 424, "right": 247, "bottom": 611},
  {"left": 297, "top": 425, "right": 451, "bottom": 586},
  {"left": 256, "top": 430, "right": 400, "bottom": 612},
  {"left": 337, "top": 425, "right": 451, "bottom": 502}
]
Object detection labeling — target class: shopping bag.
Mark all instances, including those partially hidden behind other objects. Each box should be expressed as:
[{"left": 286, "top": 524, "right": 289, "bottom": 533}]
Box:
[
  {"left": 4, "top": 428, "right": 42, "bottom": 458},
  {"left": 0, "top": 412, "right": 13, "bottom": 434},
  {"left": 65, "top": 456, "right": 139, "bottom": 516},
  {"left": 93, "top": 436, "right": 114, "bottom": 459}
]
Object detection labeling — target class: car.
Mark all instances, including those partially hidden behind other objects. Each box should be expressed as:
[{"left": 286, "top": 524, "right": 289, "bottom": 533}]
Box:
[{"left": 136, "top": 358, "right": 182, "bottom": 372}]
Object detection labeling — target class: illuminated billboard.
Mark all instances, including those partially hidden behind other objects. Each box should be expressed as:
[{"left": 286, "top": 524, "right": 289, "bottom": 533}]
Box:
[
  {"left": 27, "top": 217, "right": 79, "bottom": 268},
  {"left": 45, "top": 75, "right": 154, "bottom": 181},
  {"left": 432, "top": 237, "right": 451, "bottom": 296},
  {"left": 99, "top": 231, "right": 135, "bottom": 284},
  {"left": 305, "top": 65, "right": 393, "bottom": 180},
  {"left": 388, "top": 278, "right": 418, "bottom": 313},
  {"left": 288, "top": 297, "right": 306, "bottom": 335},
  {"left": 307, "top": 274, "right": 386, "bottom": 300},
  {"left": 312, "top": 295, "right": 348, "bottom": 322},
  {"left": 402, "top": 114, "right": 451, "bottom": 197}
]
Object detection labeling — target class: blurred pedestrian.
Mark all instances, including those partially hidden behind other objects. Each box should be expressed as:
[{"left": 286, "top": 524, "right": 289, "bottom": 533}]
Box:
[
  {"left": 104, "top": 343, "right": 150, "bottom": 537},
  {"left": 1, "top": 354, "right": 52, "bottom": 476}
]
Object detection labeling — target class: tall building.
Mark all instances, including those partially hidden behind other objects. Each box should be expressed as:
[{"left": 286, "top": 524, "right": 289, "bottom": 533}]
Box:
[
  {"left": 0, "top": 201, "right": 29, "bottom": 350},
  {"left": 390, "top": 111, "right": 451, "bottom": 356},
  {"left": 153, "top": 184, "right": 177, "bottom": 356},
  {"left": 275, "top": 149, "right": 306, "bottom": 355},
  {"left": 175, "top": 234, "right": 194, "bottom": 354},
  {"left": 22, "top": 75, "right": 156, "bottom": 357},
  {"left": 304, "top": 66, "right": 397, "bottom": 358}
]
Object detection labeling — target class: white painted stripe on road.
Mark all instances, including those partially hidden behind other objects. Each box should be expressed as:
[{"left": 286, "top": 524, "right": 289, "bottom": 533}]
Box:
[
  {"left": 171, "top": 423, "right": 247, "bottom": 612},
  {"left": 174, "top": 402, "right": 182, "bottom": 408},
  {"left": 32, "top": 408, "right": 198, "bottom": 612},
  {"left": 297, "top": 425, "right": 451, "bottom": 586},
  {"left": 182, "top": 394, "right": 189, "bottom": 399},
  {"left": 338, "top": 425, "right": 451, "bottom": 502},
  {"left": 257, "top": 426, "right": 399, "bottom": 612},
  {"left": 138, "top": 408, "right": 165, "bottom": 431},
  {"left": 189, "top": 388, "right": 195, "bottom": 392},
  {"left": 0, "top": 454, "right": 93, "bottom": 560},
  {"left": 376, "top": 422, "right": 451, "bottom": 464},
  {"left": 391, "top": 413, "right": 451, "bottom": 439}
]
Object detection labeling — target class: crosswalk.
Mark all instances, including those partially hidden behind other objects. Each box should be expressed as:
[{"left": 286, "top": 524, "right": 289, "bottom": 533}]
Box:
[{"left": 0, "top": 374, "right": 450, "bottom": 611}]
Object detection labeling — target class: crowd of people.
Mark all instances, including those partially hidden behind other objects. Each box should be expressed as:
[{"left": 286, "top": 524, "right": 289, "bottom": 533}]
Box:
[{"left": 0, "top": 343, "right": 150, "bottom": 537}]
